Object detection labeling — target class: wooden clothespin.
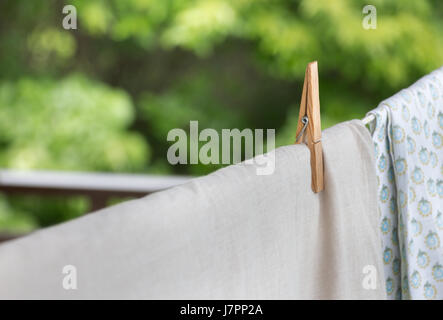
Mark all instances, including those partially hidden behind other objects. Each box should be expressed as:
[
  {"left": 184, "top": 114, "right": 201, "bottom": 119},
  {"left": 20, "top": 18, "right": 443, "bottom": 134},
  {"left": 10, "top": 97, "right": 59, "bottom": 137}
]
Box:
[{"left": 295, "top": 61, "right": 324, "bottom": 193}]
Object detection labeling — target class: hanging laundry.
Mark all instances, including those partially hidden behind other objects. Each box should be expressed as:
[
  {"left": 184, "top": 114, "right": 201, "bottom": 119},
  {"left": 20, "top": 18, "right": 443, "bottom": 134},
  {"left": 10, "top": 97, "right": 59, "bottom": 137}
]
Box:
[
  {"left": 368, "top": 66, "right": 443, "bottom": 300},
  {"left": 0, "top": 121, "right": 384, "bottom": 299}
]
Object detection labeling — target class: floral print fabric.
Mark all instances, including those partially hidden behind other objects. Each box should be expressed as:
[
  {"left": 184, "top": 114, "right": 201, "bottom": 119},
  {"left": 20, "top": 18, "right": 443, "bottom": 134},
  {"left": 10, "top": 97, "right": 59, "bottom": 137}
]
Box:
[{"left": 368, "top": 66, "right": 443, "bottom": 299}]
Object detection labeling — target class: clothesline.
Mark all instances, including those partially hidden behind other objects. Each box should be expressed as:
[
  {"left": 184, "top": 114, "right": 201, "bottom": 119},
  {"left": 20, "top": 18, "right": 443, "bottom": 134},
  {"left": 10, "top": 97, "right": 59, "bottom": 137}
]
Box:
[{"left": 362, "top": 113, "right": 375, "bottom": 125}]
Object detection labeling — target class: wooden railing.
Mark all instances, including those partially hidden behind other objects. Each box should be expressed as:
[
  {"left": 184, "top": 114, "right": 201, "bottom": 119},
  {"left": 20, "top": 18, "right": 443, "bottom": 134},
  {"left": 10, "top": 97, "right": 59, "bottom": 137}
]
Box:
[{"left": 0, "top": 169, "right": 192, "bottom": 241}]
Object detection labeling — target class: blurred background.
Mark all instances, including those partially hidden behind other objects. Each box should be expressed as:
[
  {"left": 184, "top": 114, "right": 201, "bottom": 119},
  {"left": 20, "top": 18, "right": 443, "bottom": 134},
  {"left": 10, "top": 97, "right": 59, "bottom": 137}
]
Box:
[{"left": 0, "top": 0, "right": 442, "bottom": 235}]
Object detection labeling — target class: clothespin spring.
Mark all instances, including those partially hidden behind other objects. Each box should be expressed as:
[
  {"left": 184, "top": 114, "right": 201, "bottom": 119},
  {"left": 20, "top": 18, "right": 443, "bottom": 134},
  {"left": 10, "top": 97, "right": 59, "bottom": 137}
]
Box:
[{"left": 295, "top": 116, "right": 309, "bottom": 143}]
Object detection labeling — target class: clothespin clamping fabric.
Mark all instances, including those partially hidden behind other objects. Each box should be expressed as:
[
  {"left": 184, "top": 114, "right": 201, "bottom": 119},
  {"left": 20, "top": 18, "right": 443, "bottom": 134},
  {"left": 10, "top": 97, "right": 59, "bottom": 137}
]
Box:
[{"left": 295, "top": 61, "right": 324, "bottom": 193}]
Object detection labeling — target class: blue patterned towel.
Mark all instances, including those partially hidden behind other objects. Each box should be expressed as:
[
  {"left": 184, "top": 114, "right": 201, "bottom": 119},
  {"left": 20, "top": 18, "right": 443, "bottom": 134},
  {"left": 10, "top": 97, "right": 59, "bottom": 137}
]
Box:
[{"left": 368, "top": 66, "right": 443, "bottom": 300}]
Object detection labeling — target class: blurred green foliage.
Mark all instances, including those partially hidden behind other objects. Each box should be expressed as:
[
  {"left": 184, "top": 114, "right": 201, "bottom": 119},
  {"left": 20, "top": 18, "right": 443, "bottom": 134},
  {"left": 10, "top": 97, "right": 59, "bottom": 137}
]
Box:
[{"left": 0, "top": 0, "right": 442, "bottom": 232}]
